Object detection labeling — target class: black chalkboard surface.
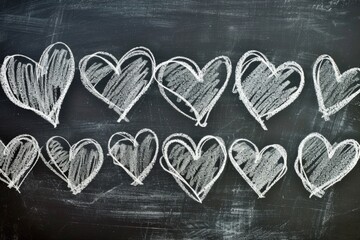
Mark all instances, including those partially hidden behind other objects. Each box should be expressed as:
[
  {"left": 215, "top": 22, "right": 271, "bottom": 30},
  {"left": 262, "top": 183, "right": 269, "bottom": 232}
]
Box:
[{"left": 1, "top": 0, "right": 360, "bottom": 239}]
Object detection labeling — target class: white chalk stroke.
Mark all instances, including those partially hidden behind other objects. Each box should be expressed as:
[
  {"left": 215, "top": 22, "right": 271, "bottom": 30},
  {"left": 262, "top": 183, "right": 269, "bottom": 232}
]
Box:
[
  {"left": 313, "top": 55, "right": 360, "bottom": 120},
  {"left": 42, "top": 136, "right": 104, "bottom": 195},
  {"left": 228, "top": 139, "right": 287, "bottom": 198},
  {"left": 79, "top": 47, "right": 156, "bottom": 122},
  {"left": 154, "top": 56, "right": 232, "bottom": 127},
  {"left": 295, "top": 132, "right": 360, "bottom": 198},
  {"left": 108, "top": 128, "right": 159, "bottom": 186},
  {"left": 160, "top": 133, "right": 227, "bottom": 203},
  {"left": 0, "top": 135, "right": 40, "bottom": 192},
  {"left": 233, "top": 50, "right": 305, "bottom": 130},
  {"left": 0, "top": 42, "right": 75, "bottom": 127}
]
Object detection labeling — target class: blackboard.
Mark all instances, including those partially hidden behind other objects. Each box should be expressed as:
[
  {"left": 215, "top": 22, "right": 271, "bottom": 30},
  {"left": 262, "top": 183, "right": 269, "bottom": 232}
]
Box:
[{"left": 1, "top": 0, "right": 360, "bottom": 239}]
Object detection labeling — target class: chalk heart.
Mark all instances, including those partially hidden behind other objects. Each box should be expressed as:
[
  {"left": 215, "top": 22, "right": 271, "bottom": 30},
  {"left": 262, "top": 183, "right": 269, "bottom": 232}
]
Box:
[
  {"left": 155, "top": 56, "right": 232, "bottom": 127},
  {"left": 43, "top": 137, "right": 104, "bottom": 195},
  {"left": 229, "top": 139, "right": 287, "bottom": 198},
  {"left": 313, "top": 55, "right": 360, "bottom": 120},
  {"left": 108, "top": 128, "right": 159, "bottom": 186},
  {"left": 233, "top": 50, "right": 304, "bottom": 130},
  {"left": 79, "top": 47, "right": 156, "bottom": 123},
  {"left": 295, "top": 133, "right": 360, "bottom": 198},
  {"left": 0, "top": 135, "right": 40, "bottom": 192},
  {"left": 161, "top": 134, "right": 227, "bottom": 203},
  {"left": 0, "top": 42, "right": 75, "bottom": 127}
]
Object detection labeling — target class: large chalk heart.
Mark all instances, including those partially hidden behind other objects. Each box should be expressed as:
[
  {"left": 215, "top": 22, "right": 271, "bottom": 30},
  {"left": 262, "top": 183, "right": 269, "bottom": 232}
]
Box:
[
  {"left": 0, "top": 135, "right": 40, "bottom": 192},
  {"left": 295, "top": 132, "right": 360, "bottom": 198},
  {"left": 228, "top": 139, "right": 287, "bottom": 198},
  {"left": 233, "top": 50, "right": 304, "bottom": 130},
  {"left": 79, "top": 47, "right": 156, "bottom": 123},
  {"left": 155, "top": 56, "right": 232, "bottom": 127},
  {"left": 160, "top": 133, "right": 227, "bottom": 203},
  {"left": 108, "top": 128, "right": 159, "bottom": 186},
  {"left": 313, "top": 55, "right": 360, "bottom": 120},
  {"left": 0, "top": 42, "right": 75, "bottom": 127},
  {"left": 42, "top": 136, "right": 104, "bottom": 194}
]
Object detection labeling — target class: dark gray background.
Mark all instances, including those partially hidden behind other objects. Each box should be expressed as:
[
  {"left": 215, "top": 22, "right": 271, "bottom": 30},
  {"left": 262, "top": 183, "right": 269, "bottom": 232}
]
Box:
[{"left": 0, "top": 0, "right": 360, "bottom": 239}]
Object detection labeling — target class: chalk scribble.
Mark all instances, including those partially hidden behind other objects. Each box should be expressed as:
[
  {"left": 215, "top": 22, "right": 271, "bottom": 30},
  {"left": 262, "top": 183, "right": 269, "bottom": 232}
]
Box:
[
  {"left": 233, "top": 50, "right": 304, "bottom": 130},
  {"left": 295, "top": 132, "right": 360, "bottom": 198},
  {"left": 313, "top": 54, "right": 360, "bottom": 120},
  {"left": 155, "top": 56, "right": 232, "bottom": 127},
  {"left": 229, "top": 139, "right": 287, "bottom": 198},
  {"left": 0, "top": 135, "right": 40, "bottom": 192},
  {"left": 160, "top": 133, "right": 227, "bottom": 203},
  {"left": 42, "top": 136, "right": 104, "bottom": 194},
  {"left": 0, "top": 42, "right": 75, "bottom": 127},
  {"left": 108, "top": 128, "right": 159, "bottom": 186},
  {"left": 79, "top": 47, "right": 156, "bottom": 123}
]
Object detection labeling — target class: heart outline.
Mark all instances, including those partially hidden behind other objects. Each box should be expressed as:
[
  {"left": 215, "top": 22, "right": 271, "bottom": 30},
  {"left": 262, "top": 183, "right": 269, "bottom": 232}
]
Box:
[
  {"left": 294, "top": 132, "right": 360, "bottom": 198},
  {"left": 107, "top": 128, "right": 159, "bottom": 186},
  {"left": 42, "top": 136, "right": 104, "bottom": 195},
  {"left": 233, "top": 50, "right": 305, "bottom": 130},
  {"left": 0, "top": 42, "right": 75, "bottom": 127},
  {"left": 79, "top": 46, "right": 156, "bottom": 123},
  {"left": 154, "top": 56, "right": 232, "bottom": 127},
  {"left": 228, "top": 139, "right": 287, "bottom": 198},
  {"left": 313, "top": 54, "right": 360, "bottom": 121},
  {"left": 0, "top": 134, "right": 40, "bottom": 192},
  {"left": 160, "top": 133, "right": 227, "bottom": 203}
]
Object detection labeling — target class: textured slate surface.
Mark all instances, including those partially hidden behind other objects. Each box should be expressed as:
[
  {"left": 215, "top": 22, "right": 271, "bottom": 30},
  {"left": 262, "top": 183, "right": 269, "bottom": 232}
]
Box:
[{"left": 0, "top": 0, "right": 360, "bottom": 239}]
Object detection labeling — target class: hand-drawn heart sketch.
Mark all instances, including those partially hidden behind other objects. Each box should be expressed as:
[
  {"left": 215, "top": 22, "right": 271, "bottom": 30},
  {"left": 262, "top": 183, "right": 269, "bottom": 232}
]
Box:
[
  {"left": 108, "top": 128, "right": 159, "bottom": 186},
  {"left": 154, "top": 56, "right": 232, "bottom": 127},
  {"left": 79, "top": 47, "right": 156, "bottom": 123},
  {"left": 233, "top": 50, "right": 305, "bottom": 130},
  {"left": 0, "top": 134, "right": 40, "bottom": 192},
  {"left": 0, "top": 42, "right": 75, "bottom": 128},
  {"left": 295, "top": 132, "right": 360, "bottom": 198},
  {"left": 228, "top": 139, "right": 287, "bottom": 198},
  {"left": 0, "top": 135, "right": 40, "bottom": 192},
  {"left": 313, "top": 55, "right": 360, "bottom": 120},
  {"left": 42, "top": 136, "right": 104, "bottom": 195},
  {"left": 160, "top": 133, "right": 227, "bottom": 203}
]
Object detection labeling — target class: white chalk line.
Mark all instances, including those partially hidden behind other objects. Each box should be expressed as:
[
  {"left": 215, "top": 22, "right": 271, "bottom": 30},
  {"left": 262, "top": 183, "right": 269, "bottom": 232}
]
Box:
[
  {"left": 42, "top": 136, "right": 104, "bottom": 195},
  {"left": 233, "top": 50, "right": 305, "bottom": 130},
  {"left": 154, "top": 56, "right": 232, "bottom": 127},
  {"left": 313, "top": 54, "right": 360, "bottom": 121},
  {"left": 228, "top": 138, "right": 287, "bottom": 198},
  {"left": 0, "top": 42, "right": 75, "bottom": 127},
  {"left": 108, "top": 128, "right": 159, "bottom": 186},
  {"left": 295, "top": 132, "right": 360, "bottom": 198},
  {"left": 79, "top": 46, "right": 156, "bottom": 123},
  {"left": 160, "top": 133, "right": 227, "bottom": 203},
  {"left": 0, "top": 134, "right": 40, "bottom": 192}
]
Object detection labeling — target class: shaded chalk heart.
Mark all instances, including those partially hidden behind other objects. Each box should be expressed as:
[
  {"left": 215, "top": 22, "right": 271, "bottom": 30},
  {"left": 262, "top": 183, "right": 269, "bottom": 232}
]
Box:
[
  {"left": 313, "top": 55, "right": 360, "bottom": 120},
  {"left": 42, "top": 136, "right": 104, "bottom": 194},
  {"left": 0, "top": 135, "right": 40, "bottom": 192},
  {"left": 228, "top": 139, "right": 287, "bottom": 198},
  {"left": 155, "top": 56, "right": 232, "bottom": 127},
  {"left": 108, "top": 128, "right": 159, "bottom": 186},
  {"left": 233, "top": 50, "right": 304, "bottom": 130},
  {"left": 0, "top": 42, "right": 75, "bottom": 127},
  {"left": 79, "top": 47, "right": 156, "bottom": 123},
  {"left": 160, "top": 133, "right": 227, "bottom": 203},
  {"left": 295, "top": 132, "right": 360, "bottom": 198}
]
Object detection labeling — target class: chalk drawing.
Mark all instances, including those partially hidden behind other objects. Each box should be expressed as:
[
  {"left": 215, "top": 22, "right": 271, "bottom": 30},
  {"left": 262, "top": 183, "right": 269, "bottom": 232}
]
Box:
[
  {"left": 229, "top": 139, "right": 287, "bottom": 198},
  {"left": 0, "top": 42, "right": 75, "bottom": 127},
  {"left": 160, "top": 133, "right": 227, "bottom": 203},
  {"left": 233, "top": 50, "right": 304, "bottom": 130},
  {"left": 108, "top": 128, "right": 159, "bottom": 186},
  {"left": 295, "top": 132, "right": 360, "bottom": 198}
]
